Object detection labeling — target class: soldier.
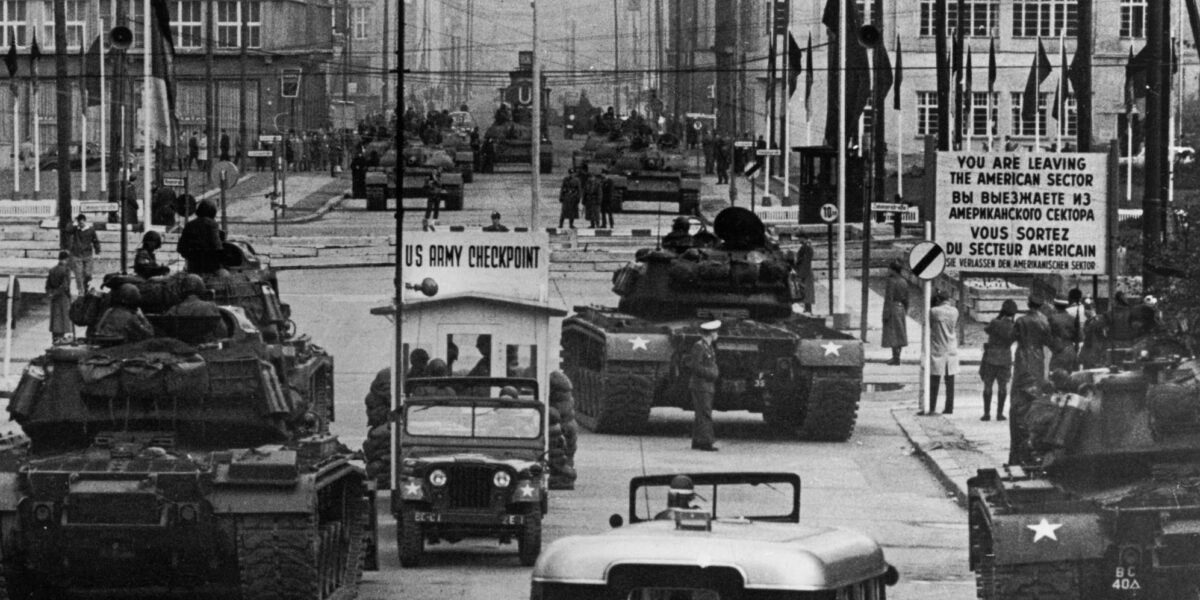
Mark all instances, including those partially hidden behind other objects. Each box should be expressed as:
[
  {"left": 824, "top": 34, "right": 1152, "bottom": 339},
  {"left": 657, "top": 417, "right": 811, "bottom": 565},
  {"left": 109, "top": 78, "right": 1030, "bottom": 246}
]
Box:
[
  {"left": 654, "top": 475, "right": 699, "bottom": 519},
  {"left": 483, "top": 211, "right": 510, "bottom": 232},
  {"left": 686, "top": 320, "right": 721, "bottom": 451},
  {"left": 422, "top": 173, "right": 443, "bottom": 231},
  {"left": 134, "top": 231, "right": 170, "bottom": 278},
  {"left": 177, "top": 199, "right": 225, "bottom": 274},
  {"left": 662, "top": 217, "right": 694, "bottom": 253},
  {"left": 881, "top": 260, "right": 908, "bottom": 365},
  {"left": 92, "top": 284, "right": 154, "bottom": 344},
  {"left": 558, "top": 168, "right": 581, "bottom": 229},
  {"left": 701, "top": 129, "right": 715, "bottom": 175},
  {"left": 164, "top": 274, "right": 228, "bottom": 342},
  {"left": 1048, "top": 298, "right": 1079, "bottom": 372},
  {"left": 46, "top": 251, "right": 72, "bottom": 344},
  {"left": 714, "top": 134, "right": 730, "bottom": 184},
  {"left": 582, "top": 170, "right": 602, "bottom": 228},
  {"left": 979, "top": 299, "right": 1018, "bottom": 422},
  {"left": 599, "top": 173, "right": 616, "bottom": 229},
  {"left": 1011, "top": 295, "right": 1054, "bottom": 465}
]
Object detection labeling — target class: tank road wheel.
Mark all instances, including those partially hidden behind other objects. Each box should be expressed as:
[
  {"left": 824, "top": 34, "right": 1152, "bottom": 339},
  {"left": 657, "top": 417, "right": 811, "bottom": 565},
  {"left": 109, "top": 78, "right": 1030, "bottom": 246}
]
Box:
[
  {"left": 595, "top": 373, "right": 653, "bottom": 434},
  {"left": 397, "top": 507, "right": 424, "bottom": 568},
  {"left": 517, "top": 510, "right": 543, "bottom": 567},
  {"left": 236, "top": 513, "right": 320, "bottom": 600},
  {"left": 795, "top": 371, "right": 861, "bottom": 442}
]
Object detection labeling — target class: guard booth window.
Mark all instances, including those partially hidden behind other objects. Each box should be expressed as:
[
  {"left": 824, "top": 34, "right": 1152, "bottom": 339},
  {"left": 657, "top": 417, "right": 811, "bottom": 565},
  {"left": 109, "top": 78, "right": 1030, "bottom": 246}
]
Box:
[
  {"left": 505, "top": 344, "right": 537, "bottom": 378},
  {"left": 448, "top": 334, "right": 492, "bottom": 377}
]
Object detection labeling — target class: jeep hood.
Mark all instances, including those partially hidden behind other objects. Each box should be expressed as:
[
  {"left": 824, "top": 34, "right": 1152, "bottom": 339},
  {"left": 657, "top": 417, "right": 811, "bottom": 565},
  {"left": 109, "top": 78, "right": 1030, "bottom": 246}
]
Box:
[{"left": 405, "top": 449, "right": 542, "bottom": 471}]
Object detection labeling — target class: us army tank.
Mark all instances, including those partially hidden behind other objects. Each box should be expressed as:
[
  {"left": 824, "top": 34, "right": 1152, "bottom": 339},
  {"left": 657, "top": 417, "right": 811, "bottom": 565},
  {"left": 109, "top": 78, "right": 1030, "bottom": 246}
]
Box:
[
  {"left": 0, "top": 245, "right": 374, "bottom": 599},
  {"left": 561, "top": 207, "right": 863, "bottom": 440},
  {"left": 968, "top": 344, "right": 1200, "bottom": 600}
]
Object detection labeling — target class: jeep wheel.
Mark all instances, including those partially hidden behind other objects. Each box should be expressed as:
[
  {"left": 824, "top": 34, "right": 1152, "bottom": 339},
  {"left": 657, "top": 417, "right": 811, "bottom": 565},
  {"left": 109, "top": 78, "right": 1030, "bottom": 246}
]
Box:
[
  {"left": 397, "top": 508, "right": 424, "bottom": 567},
  {"left": 595, "top": 373, "right": 652, "bottom": 434},
  {"left": 517, "top": 510, "right": 542, "bottom": 567}
]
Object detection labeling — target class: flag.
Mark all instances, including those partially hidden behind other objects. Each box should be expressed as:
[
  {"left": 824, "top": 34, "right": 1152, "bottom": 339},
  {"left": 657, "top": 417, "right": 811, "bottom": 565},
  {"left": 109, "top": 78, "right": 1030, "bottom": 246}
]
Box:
[
  {"left": 28, "top": 33, "right": 39, "bottom": 83},
  {"left": 965, "top": 48, "right": 973, "bottom": 100},
  {"left": 893, "top": 36, "right": 903, "bottom": 110},
  {"left": 875, "top": 40, "right": 893, "bottom": 105},
  {"left": 3, "top": 30, "right": 16, "bottom": 97},
  {"left": 83, "top": 0, "right": 102, "bottom": 107},
  {"left": 822, "top": 0, "right": 870, "bottom": 146},
  {"left": 1020, "top": 38, "right": 1052, "bottom": 122},
  {"left": 1053, "top": 35, "right": 1068, "bottom": 124},
  {"left": 146, "top": 0, "right": 177, "bottom": 145},
  {"left": 1127, "top": 45, "right": 1149, "bottom": 100},
  {"left": 804, "top": 33, "right": 813, "bottom": 118},
  {"left": 788, "top": 32, "right": 802, "bottom": 97},
  {"left": 1124, "top": 47, "right": 1136, "bottom": 114},
  {"left": 987, "top": 37, "right": 997, "bottom": 97}
]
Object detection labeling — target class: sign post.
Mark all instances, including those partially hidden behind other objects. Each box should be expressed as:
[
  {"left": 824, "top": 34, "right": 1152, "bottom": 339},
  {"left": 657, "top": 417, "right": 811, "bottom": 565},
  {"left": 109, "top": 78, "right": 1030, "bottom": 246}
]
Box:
[
  {"left": 908, "top": 237, "right": 945, "bottom": 415},
  {"left": 821, "top": 203, "right": 839, "bottom": 317}
]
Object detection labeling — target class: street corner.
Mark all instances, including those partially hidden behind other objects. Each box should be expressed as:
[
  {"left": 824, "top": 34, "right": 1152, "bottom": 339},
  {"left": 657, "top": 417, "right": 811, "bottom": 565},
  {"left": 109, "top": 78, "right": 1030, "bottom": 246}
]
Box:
[{"left": 891, "top": 406, "right": 990, "bottom": 507}]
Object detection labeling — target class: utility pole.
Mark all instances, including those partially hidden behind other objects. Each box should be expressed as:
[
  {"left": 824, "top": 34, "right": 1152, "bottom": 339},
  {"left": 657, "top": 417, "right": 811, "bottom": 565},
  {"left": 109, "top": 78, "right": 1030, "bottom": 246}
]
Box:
[
  {"left": 239, "top": 1, "right": 248, "bottom": 169},
  {"left": 205, "top": 0, "right": 215, "bottom": 182},
  {"left": 1144, "top": 0, "right": 1165, "bottom": 288},
  {"left": 532, "top": 0, "right": 541, "bottom": 227},
  {"left": 344, "top": 0, "right": 351, "bottom": 104},
  {"left": 53, "top": 0, "right": 71, "bottom": 233},
  {"left": 383, "top": 0, "right": 389, "bottom": 110},
  {"left": 393, "top": 0, "right": 405, "bottom": 493},
  {"left": 613, "top": 0, "right": 620, "bottom": 114},
  {"left": 655, "top": 0, "right": 663, "bottom": 120},
  {"left": 1075, "top": 0, "right": 1092, "bottom": 152},
  {"left": 953, "top": 0, "right": 964, "bottom": 149}
]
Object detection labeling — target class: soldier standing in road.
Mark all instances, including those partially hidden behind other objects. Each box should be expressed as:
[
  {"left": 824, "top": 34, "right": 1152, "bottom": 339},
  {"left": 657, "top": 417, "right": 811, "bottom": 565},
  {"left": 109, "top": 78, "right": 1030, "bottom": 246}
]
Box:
[
  {"left": 979, "top": 299, "right": 1018, "bottom": 422},
  {"left": 701, "top": 129, "right": 715, "bottom": 175},
  {"left": 715, "top": 135, "right": 730, "bottom": 184},
  {"left": 46, "top": 251, "right": 72, "bottom": 344},
  {"left": 599, "top": 173, "right": 616, "bottom": 229},
  {"left": 925, "top": 293, "right": 959, "bottom": 415},
  {"left": 795, "top": 235, "right": 815, "bottom": 314},
  {"left": 881, "top": 260, "right": 909, "bottom": 365},
  {"left": 686, "top": 320, "right": 721, "bottom": 451},
  {"left": 558, "top": 168, "right": 581, "bottom": 229},
  {"left": 1010, "top": 295, "right": 1054, "bottom": 465},
  {"left": 582, "top": 170, "right": 602, "bottom": 229}
]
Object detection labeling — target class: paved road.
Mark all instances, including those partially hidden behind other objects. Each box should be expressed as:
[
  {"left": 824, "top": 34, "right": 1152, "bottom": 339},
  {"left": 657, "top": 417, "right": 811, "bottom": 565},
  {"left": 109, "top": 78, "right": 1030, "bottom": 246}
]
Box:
[{"left": 279, "top": 266, "right": 974, "bottom": 600}]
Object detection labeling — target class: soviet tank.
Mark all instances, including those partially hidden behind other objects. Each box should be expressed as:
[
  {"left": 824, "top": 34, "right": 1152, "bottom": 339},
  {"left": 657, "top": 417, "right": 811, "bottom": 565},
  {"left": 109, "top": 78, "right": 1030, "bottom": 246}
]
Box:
[
  {"left": 560, "top": 207, "right": 863, "bottom": 441},
  {"left": 396, "top": 137, "right": 465, "bottom": 211},
  {"left": 969, "top": 344, "right": 1200, "bottom": 600},
  {"left": 439, "top": 110, "right": 477, "bottom": 183},
  {"left": 0, "top": 247, "right": 374, "bottom": 599},
  {"left": 575, "top": 128, "right": 700, "bottom": 215},
  {"left": 480, "top": 105, "right": 553, "bottom": 175}
]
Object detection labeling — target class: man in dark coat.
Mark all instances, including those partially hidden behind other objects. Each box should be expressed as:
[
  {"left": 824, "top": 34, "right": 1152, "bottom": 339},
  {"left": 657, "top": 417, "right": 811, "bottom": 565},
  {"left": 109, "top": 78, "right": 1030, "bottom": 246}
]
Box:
[
  {"left": 218, "top": 129, "right": 231, "bottom": 161},
  {"left": 881, "top": 260, "right": 909, "bottom": 365},
  {"left": 1048, "top": 298, "right": 1079, "bottom": 372},
  {"left": 1010, "top": 295, "right": 1054, "bottom": 465},
  {"left": 177, "top": 199, "right": 224, "bottom": 274},
  {"left": 46, "top": 251, "right": 72, "bottom": 344},
  {"left": 558, "top": 168, "right": 581, "bottom": 229},
  {"left": 685, "top": 320, "right": 721, "bottom": 451},
  {"left": 714, "top": 135, "right": 730, "bottom": 184},
  {"left": 134, "top": 231, "right": 170, "bottom": 278},
  {"left": 93, "top": 284, "right": 154, "bottom": 343},
  {"left": 795, "top": 235, "right": 815, "bottom": 313},
  {"left": 979, "top": 299, "right": 1017, "bottom": 421}
]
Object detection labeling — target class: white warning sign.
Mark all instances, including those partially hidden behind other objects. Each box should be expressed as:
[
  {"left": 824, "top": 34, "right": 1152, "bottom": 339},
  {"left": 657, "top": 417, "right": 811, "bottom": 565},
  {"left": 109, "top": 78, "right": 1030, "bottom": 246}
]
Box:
[
  {"left": 402, "top": 231, "right": 550, "bottom": 303},
  {"left": 935, "top": 152, "right": 1108, "bottom": 275}
]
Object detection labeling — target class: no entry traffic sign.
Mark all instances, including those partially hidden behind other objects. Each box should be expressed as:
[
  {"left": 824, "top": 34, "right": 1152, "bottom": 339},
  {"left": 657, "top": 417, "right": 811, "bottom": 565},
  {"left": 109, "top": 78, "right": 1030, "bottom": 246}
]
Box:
[
  {"left": 908, "top": 241, "right": 946, "bottom": 280},
  {"left": 820, "top": 203, "right": 839, "bottom": 223}
]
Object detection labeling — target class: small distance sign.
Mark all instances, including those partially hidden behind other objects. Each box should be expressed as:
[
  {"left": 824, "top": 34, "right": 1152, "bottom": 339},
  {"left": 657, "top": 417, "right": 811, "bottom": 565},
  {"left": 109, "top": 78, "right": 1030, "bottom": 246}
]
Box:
[
  {"left": 908, "top": 241, "right": 946, "bottom": 280},
  {"left": 259, "top": 134, "right": 282, "bottom": 142},
  {"left": 161, "top": 177, "right": 186, "bottom": 187},
  {"left": 246, "top": 149, "right": 273, "bottom": 158},
  {"left": 756, "top": 148, "right": 781, "bottom": 156},
  {"left": 871, "top": 202, "right": 908, "bottom": 212},
  {"left": 734, "top": 141, "right": 754, "bottom": 148},
  {"left": 820, "top": 203, "right": 839, "bottom": 223}
]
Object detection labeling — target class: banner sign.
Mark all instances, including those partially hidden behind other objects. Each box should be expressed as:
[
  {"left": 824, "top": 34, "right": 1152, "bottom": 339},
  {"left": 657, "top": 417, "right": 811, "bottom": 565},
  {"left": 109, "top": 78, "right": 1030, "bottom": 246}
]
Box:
[
  {"left": 402, "top": 231, "right": 550, "bottom": 303},
  {"left": 935, "top": 152, "right": 1108, "bottom": 275}
]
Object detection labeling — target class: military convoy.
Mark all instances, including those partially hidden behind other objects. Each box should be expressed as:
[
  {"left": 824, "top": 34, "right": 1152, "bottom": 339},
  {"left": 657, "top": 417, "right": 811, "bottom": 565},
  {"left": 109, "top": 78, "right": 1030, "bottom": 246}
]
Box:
[
  {"left": 394, "top": 138, "right": 466, "bottom": 211},
  {"left": 574, "top": 129, "right": 701, "bottom": 215},
  {"left": 561, "top": 207, "right": 864, "bottom": 440},
  {"left": 1, "top": 242, "right": 374, "bottom": 599},
  {"left": 969, "top": 344, "right": 1200, "bottom": 600}
]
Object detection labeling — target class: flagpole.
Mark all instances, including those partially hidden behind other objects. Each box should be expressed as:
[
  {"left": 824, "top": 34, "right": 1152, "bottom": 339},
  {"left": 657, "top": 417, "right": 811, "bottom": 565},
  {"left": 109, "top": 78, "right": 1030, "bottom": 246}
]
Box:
[
  {"left": 81, "top": 18, "right": 87, "bottom": 198},
  {"left": 1034, "top": 39, "right": 1040, "bottom": 153},
  {"left": 32, "top": 84, "right": 38, "bottom": 199},
  {"left": 1057, "top": 29, "right": 1064, "bottom": 153},
  {"left": 1127, "top": 115, "right": 1133, "bottom": 206},
  {"left": 100, "top": 12, "right": 107, "bottom": 196},
  {"left": 897, "top": 103, "right": 902, "bottom": 199},
  {"left": 142, "top": 0, "right": 151, "bottom": 229},
  {"left": 782, "top": 30, "right": 789, "bottom": 205},
  {"left": 836, "top": 0, "right": 846, "bottom": 317},
  {"left": 1169, "top": 9, "right": 1180, "bottom": 207}
]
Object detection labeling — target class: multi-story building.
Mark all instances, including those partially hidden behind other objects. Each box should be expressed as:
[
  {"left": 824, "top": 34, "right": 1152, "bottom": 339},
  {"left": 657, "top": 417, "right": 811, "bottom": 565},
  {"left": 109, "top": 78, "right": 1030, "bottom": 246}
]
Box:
[{"left": 345, "top": 0, "right": 396, "bottom": 117}]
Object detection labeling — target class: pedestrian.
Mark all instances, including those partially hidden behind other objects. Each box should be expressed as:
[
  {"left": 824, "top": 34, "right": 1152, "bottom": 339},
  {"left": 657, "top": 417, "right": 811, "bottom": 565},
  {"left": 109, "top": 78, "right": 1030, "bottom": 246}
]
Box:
[
  {"left": 1010, "top": 294, "right": 1054, "bottom": 465},
  {"left": 892, "top": 194, "right": 905, "bottom": 238},
  {"left": 422, "top": 173, "right": 443, "bottom": 231},
  {"left": 46, "top": 251, "right": 72, "bottom": 344},
  {"left": 218, "top": 129, "right": 231, "bottom": 161},
  {"left": 686, "top": 320, "right": 721, "bottom": 451},
  {"left": 1078, "top": 298, "right": 1106, "bottom": 369},
  {"left": 582, "top": 170, "right": 602, "bottom": 228},
  {"left": 134, "top": 230, "right": 170, "bottom": 278},
  {"left": 64, "top": 213, "right": 101, "bottom": 292},
  {"left": 197, "top": 131, "right": 209, "bottom": 171},
  {"left": 558, "top": 168, "right": 581, "bottom": 229},
  {"left": 1048, "top": 298, "right": 1078, "bottom": 372},
  {"left": 882, "top": 259, "right": 908, "bottom": 365},
  {"left": 599, "top": 174, "right": 615, "bottom": 229},
  {"left": 980, "top": 299, "right": 1018, "bottom": 421},
  {"left": 482, "top": 211, "right": 509, "bottom": 232},
  {"left": 924, "top": 293, "right": 959, "bottom": 415},
  {"left": 715, "top": 136, "right": 730, "bottom": 184},
  {"left": 701, "top": 129, "right": 714, "bottom": 175},
  {"left": 188, "top": 132, "right": 199, "bottom": 169}
]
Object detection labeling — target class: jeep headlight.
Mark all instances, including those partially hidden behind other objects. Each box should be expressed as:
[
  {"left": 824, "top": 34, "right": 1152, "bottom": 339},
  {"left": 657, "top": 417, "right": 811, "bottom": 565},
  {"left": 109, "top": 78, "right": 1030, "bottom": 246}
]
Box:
[
  {"left": 493, "top": 471, "right": 511, "bottom": 488},
  {"left": 429, "top": 469, "right": 448, "bottom": 487}
]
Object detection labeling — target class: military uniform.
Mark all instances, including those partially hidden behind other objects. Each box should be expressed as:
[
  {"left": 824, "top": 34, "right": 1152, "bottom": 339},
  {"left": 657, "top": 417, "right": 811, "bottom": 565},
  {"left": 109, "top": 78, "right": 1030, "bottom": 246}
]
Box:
[
  {"left": 164, "top": 296, "right": 228, "bottom": 342},
  {"left": 93, "top": 306, "right": 154, "bottom": 343},
  {"left": 685, "top": 324, "right": 721, "bottom": 450},
  {"left": 1010, "top": 306, "right": 1053, "bottom": 464}
]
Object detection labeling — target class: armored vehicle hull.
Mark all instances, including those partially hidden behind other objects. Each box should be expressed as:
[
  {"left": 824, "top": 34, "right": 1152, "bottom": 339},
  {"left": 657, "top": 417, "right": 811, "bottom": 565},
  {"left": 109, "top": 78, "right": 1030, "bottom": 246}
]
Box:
[
  {"left": 969, "top": 359, "right": 1200, "bottom": 600},
  {"left": 480, "top": 122, "right": 553, "bottom": 175},
  {"left": 396, "top": 141, "right": 465, "bottom": 211},
  {"left": 2, "top": 256, "right": 374, "bottom": 599},
  {"left": 561, "top": 207, "right": 863, "bottom": 440},
  {"left": 574, "top": 132, "right": 700, "bottom": 215}
]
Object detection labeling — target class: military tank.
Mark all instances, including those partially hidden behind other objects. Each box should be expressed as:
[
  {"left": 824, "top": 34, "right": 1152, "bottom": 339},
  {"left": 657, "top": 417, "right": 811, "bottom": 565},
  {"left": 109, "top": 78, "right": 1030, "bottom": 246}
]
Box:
[
  {"left": 575, "top": 130, "right": 700, "bottom": 215},
  {"left": 561, "top": 207, "right": 863, "bottom": 440},
  {"left": 0, "top": 249, "right": 374, "bottom": 599},
  {"left": 968, "top": 345, "right": 1200, "bottom": 600},
  {"left": 480, "top": 107, "right": 553, "bottom": 175},
  {"left": 396, "top": 138, "right": 465, "bottom": 211},
  {"left": 439, "top": 112, "right": 476, "bottom": 183}
]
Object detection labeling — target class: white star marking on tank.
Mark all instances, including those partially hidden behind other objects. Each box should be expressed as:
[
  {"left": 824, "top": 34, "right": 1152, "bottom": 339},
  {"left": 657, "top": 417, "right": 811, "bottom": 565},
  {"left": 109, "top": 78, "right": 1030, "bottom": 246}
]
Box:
[
  {"left": 402, "top": 481, "right": 423, "bottom": 497},
  {"left": 629, "top": 336, "right": 649, "bottom": 351},
  {"left": 821, "top": 341, "right": 841, "bottom": 356},
  {"left": 1027, "top": 518, "right": 1063, "bottom": 542}
]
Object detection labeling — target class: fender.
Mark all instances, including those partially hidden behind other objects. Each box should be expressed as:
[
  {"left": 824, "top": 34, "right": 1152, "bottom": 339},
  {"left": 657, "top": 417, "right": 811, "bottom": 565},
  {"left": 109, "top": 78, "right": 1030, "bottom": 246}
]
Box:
[
  {"left": 796, "top": 338, "right": 864, "bottom": 368},
  {"left": 604, "top": 332, "right": 672, "bottom": 363},
  {"left": 988, "top": 512, "right": 1107, "bottom": 565}
]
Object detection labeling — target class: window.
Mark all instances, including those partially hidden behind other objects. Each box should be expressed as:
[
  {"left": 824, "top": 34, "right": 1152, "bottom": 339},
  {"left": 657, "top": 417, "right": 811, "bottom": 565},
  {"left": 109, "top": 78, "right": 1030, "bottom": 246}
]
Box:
[
  {"left": 968, "top": 92, "right": 1000, "bottom": 138},
  {"left": 0, "top": 1, "right": 27, "bottom": 48},
  {"left": 920, "top": 0, "right": 999, "bottom": 38},
  {"left": 216, "top": 1, "right": 237, "bottom": 48},
  {"left": 1011, "top": 92, "right": 1049, "bottom": 137},
  {"left": 352, "top": 5, "right": 368, "bottom": 39},
  {"left": 245, "top": 1, "right": 260, "bottom": 48},
  {"left": 917, "top": 91, "right": 938, "bottom": 137},
  {"left": 1012, "top": 0, "right": 1078, "bottom": 38},
  {"left": 39, "top": 0, "right": 84, "bottom": 50},
  {"left": 1053, "top": 93, "right": 1077, "bottom": 137},
  {"left": 1121, "top": 0, "right": 1146, "bottom": 39},
  {"left": 172, "top": 1, "right": 202, "bottom": 49}
]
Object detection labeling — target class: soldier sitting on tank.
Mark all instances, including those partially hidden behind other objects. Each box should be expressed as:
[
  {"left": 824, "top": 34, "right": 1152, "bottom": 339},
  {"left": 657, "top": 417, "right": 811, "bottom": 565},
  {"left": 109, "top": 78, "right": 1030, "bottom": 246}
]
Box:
[
  {"left": 133, "top": 230, "right": 170, "bottom": 278},
  {"left": 92, "top": 284, "right": 155, "bottom": 344},
  {"left": 662, "top": 217, "right": 694, "bottom": 253},
  {"left": 178, "top": 199, "right": 227, "bottom": 275},
  {"left": 163, "top": 274, "right": 228, "bottom": 343},
  {"left": 654, "top": 475, "right": 700, "bottom": 520}
]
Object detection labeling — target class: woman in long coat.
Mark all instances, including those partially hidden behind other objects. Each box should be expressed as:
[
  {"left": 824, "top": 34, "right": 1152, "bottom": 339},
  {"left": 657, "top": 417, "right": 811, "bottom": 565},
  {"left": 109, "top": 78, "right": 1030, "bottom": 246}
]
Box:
[
  {"left": 881, "top": 260, "right": 909, "bottom": 365},
  {"left": 46, "top": 251, "right": 72, "bottom": 344}
]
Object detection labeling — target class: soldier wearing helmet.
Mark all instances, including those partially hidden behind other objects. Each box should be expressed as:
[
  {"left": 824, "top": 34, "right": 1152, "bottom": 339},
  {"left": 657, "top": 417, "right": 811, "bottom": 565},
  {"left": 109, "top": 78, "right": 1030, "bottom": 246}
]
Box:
[
  {"left": 92, "top": 284, "right": 154, "bottom": 343},
  {"left": 164, "top": 274, "right": 227, "bottom": 342},
  {"left": 133, "top": 230, "right": 170, "bottom": 278},
  {"left": 661, "top": 217, "right": 694, "bottom": 253},
  {"left": 177, "top": 199, "right": 225, "bottom": 274},
  {"left": 654, "top": 475, "right": 699, "bottom": 519}
]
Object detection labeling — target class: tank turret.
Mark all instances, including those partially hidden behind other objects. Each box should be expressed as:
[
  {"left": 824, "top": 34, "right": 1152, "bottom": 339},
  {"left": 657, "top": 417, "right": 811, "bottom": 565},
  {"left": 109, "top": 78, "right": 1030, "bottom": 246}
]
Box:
[{"left": 613, "top": 207, "right": 803, "bottom": 319}]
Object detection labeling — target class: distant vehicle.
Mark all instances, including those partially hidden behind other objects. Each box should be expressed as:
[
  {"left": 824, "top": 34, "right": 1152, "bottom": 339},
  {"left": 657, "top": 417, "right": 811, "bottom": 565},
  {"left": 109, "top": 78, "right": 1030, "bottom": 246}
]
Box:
[
  {"left": 531, "top": 472, "right": 899, "bottom": 599},
  {"left": 40, "top": 142, "right": 102, "bottom": 171}
]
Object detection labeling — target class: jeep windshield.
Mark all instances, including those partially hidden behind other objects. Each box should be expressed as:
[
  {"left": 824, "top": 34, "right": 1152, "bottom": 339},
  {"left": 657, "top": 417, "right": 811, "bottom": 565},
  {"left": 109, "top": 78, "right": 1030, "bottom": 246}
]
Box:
[{"left": 406, "top": 404, "right": 541, "bottom": 439}]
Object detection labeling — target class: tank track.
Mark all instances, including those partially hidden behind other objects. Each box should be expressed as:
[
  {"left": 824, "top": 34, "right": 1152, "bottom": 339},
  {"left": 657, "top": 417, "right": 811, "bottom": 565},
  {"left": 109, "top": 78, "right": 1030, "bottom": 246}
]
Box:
[
  {"left": 236, "top": 497, "right": 366, "bottom": 600},
  {"left": 796, "top": 370, "right": 861, "bottom": 442},
  {"left": 571, "top": 363, "right": 657, "bottom": 434},
  {"left": 990, "top": 561, "right": 1101, "bottom": 600}
]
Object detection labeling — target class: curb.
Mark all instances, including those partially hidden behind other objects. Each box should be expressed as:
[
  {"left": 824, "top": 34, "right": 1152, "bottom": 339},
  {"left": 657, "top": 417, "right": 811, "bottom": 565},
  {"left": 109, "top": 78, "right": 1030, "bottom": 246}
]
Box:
[{"left": 891, "top": 407, "right": 971, "bottom": 507}]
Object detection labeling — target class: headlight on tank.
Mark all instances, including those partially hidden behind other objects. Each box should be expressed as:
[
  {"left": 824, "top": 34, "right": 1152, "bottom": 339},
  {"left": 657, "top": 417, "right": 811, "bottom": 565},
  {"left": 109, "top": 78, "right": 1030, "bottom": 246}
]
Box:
[
  {"left": 493, "top": 471, "right": 511, "bottom": 488},
  {"left": 429, "top": 469, "right": 448, "bottom": 487}
]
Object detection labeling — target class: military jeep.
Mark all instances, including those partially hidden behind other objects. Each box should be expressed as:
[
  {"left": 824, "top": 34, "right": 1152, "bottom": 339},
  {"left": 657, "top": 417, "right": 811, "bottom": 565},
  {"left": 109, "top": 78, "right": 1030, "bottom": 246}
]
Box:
[
  {"left": 531, "top": 472, "right": 899, "bottom": 599},
  {"left": 394, "top": 376, "right": 548, "bottom": 567}
]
